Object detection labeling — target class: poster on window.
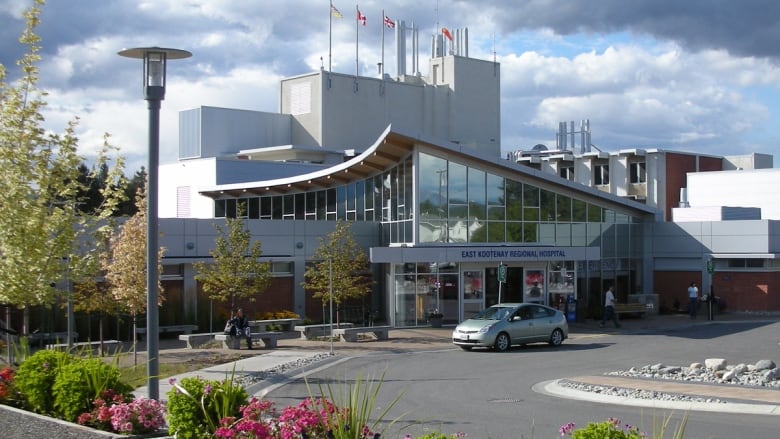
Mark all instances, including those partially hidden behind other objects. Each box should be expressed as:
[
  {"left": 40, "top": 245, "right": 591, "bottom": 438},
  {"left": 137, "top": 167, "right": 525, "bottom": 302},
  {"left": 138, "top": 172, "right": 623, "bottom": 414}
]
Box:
[{"left": 525, "top": 270, "right": 544, "bottom": 303}]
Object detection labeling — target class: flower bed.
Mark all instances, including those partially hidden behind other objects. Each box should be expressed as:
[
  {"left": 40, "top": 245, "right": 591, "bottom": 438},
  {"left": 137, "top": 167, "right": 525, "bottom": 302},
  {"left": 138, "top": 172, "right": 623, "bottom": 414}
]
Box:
[{"left": 0, "top": 404, "right": 171, "bottom": 439}]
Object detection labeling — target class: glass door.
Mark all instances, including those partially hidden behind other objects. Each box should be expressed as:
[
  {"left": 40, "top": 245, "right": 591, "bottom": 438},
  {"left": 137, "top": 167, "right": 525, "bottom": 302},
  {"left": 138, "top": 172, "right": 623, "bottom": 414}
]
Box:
[{"left": 462, "top": 270, "right": 484, "bottom": 321}]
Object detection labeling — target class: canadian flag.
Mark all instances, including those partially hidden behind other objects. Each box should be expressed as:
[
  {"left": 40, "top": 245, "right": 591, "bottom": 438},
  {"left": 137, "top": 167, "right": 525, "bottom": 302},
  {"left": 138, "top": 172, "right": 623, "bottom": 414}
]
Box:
[
  {"left": 442, "top": 27, "right": 453, "bottom": 41},
  {"left": 383, "top": 15, "right": 395, "bottom": 29},
  {"left": 357, "top": 9, "right": 366, "bottom": 26}
]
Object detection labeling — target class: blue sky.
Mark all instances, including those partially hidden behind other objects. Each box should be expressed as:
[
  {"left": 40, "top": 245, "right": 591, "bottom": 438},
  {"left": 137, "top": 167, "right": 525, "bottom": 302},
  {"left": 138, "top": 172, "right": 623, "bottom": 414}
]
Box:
[{"left": 2, "top": 0, "right": 780, "bottom": 173}]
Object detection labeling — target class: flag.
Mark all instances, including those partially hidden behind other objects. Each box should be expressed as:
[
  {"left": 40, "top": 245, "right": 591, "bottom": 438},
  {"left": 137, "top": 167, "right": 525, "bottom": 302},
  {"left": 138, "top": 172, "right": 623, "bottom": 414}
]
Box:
[
  {"left": 384, "top": 15, "right": 395, "bottom": 29},
  {"left": 357, "top": 9, "right": 366, "bottom": 26},
  {"left": 331, "top": 4, "right": 343, "bottom": 18},
  {"left": 442, "top": 27, "right": 453, "bottom": 41}
]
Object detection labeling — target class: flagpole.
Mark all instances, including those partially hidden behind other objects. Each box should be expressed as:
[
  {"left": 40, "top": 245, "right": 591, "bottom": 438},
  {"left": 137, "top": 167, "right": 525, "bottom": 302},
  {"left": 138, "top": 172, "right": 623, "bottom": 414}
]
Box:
[
  {"left": 381, "top": 8, "right": 385, "bottom": 78},
  {"left": 329, "top": 1, "right": 333, "bottom": 73},
  {"left": 355, "top": 4, "right": 359, "bottom": 81}
]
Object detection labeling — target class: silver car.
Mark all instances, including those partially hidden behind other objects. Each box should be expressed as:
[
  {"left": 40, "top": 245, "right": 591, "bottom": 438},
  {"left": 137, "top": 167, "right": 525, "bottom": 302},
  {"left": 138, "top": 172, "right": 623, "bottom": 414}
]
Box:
[{"left": 452, "top": 303, "right": 569, "bottom": 352}]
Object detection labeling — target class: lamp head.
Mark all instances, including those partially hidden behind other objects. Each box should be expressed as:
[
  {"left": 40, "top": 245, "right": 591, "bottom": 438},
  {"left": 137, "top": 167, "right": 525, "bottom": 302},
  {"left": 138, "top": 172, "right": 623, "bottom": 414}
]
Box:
[{"left": 118, "top": 47, "right": 191, "bottom": 100}]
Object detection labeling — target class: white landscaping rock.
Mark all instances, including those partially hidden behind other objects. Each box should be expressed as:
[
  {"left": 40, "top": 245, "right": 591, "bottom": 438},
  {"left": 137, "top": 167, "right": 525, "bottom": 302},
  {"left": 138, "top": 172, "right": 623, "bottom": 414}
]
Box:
[{"left": 705, "top": 358, "right": 727, "bottom": 371}]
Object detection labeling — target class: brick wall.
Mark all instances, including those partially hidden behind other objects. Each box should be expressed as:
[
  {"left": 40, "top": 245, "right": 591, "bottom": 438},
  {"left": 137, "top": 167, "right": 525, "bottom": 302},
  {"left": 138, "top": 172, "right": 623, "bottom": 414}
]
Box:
[
  {"left": 711, "top": 271, "right": 780, "bottom": 312},
  {"left": 653, "top": 271, "right": 701, "bottom": 312},
  {"left": 654, "top": 270, "right": 780, "bottom": 312}
]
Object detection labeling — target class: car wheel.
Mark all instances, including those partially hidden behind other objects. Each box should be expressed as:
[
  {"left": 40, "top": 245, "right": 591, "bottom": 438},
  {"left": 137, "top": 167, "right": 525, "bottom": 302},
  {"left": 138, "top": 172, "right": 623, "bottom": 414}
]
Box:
[
  {"left": 494, "top": 332, "right": 510, "bottom": 352},
  {"left": 459, "top": 345, "right": 473, "bottom": 351},
  {"left": 548, "top": 328, "right": 564, "bottom": 346}
]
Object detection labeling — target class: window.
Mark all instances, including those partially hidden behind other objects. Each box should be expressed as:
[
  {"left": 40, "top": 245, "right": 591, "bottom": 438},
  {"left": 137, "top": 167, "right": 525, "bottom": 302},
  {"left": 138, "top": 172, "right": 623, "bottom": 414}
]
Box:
[
  {"left": 559, "top": 166, "right": 574, "bottom": 181},
  {"left": 594, "top": 164, "right": 609, "bottom": 185},
  {"left": 630, "top": 162, "right": 646, "bottom": 183}
]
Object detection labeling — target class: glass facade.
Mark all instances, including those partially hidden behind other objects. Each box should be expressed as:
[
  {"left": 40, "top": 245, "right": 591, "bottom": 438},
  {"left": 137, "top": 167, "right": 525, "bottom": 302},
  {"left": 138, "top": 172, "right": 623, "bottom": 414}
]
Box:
[{"left": 212, "top": 147, "right": 648, "bottom": 325}]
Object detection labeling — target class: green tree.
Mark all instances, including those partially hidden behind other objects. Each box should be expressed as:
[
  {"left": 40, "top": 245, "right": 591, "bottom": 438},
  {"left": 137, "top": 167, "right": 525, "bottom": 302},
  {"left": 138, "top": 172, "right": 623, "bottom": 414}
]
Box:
[
  {"left": 194, "top": 216, "right": 272, "bottom": 312},
  {"left": 0, "top": 0, "right": 127, "bottom": 335},
  {"left": 302, "top": 220, "right": 373, "bottom": 324}
]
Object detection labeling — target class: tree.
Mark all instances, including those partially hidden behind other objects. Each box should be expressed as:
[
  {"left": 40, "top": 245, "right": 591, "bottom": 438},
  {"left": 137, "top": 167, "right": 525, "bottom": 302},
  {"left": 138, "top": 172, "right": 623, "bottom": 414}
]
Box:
[
  {"left": 302, "top": 220, "right": 373, "bottom": 324},
  {"left": 101, "top": 183, "right": 165, "bottom": 356},
  {"left": 194, "top": 216, "right": 272, "bottom": 313},
  {"left": 0, "top": 1, "right": 127, "bottom": 335}
]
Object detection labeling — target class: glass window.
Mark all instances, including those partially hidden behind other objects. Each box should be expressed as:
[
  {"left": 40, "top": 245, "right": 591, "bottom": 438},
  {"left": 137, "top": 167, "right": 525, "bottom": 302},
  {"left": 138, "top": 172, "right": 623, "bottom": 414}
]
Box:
[
  {"left": 486, "top": 222, "right": 505, "bottom": 242},
  {"left": 272, "top": 195, "right": 283, "bottom": 219},
  {"left": 316, "top": 191, "right": 326, "bottom": 220},
  {"left": 248, "top": 197, "right": 259, "bottom": 219},
  {"left": 556, "top": 194, "right": 571, "bottom": 222},
  {"left": 506, "top": 179, "right": 522, "bottom": 221},
  {"left": 237, "top": 199, "right": 248, "bottom": 218},
  {"left": 560, "top": 166, "right": 574, "bottom": 180},
  {"left": 540, "top": 189, "right": 555, "bottom": 222},
  {"left": 523, "top": 206, "right": 539, "bottom": 222},
  {"left": 630, "top": 162, "right": 646, "bottom": 183},
  {"left": 225, "top": 199, "right": 237, "bottom": 218},
  {"left": 448, "top": 162, "right": 467, "bottom": 204},
  {"left": 214, "top": 199, "right": 226, "bottom": 218},
  {"left": 595, "top": 164, "right": 610, "bottom": 185},
  {"left": 523, "top": 184, "right": 539, "bottom": 207},
  {"left": 336, "top": 186, "right": 346, "bottom": 220},
  {"left": 305, "top": 192, "right": 316, "bottom": 218},
  {"left": 295, "top": 193, "right": 305, "bottom": 220},
  {"left": 468, "top": 168, "right": 486, "bottom": 221},
  {"left": 486, "top": 173, "right": 504, "bottom": 220},
  {"left": 572, "top": 199, "right": 586, "bottom": 222},
  {"left": 283, "top": 194, "right": 294, "bottom": 219},
  {"left": 506, "top": 222, "right": 522, "bottom": 242},
  {"left": 523, "top": 223, "right": 538, "bottom": 243},
  {"left": 587, "top": 204, "right": 602, "bottom": 222},
  {"left": 356, "top": 180, "right": 365, "bottom": 221},
  {"left": 261, "top": 197, "right": 273, "bottom": 219}
]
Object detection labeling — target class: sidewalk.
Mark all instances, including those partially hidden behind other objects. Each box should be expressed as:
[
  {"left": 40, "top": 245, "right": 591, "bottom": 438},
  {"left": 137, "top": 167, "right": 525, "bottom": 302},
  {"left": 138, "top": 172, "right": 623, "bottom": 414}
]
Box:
[{"left": 136, "top": 312, "right": 780, "bottom": 414}]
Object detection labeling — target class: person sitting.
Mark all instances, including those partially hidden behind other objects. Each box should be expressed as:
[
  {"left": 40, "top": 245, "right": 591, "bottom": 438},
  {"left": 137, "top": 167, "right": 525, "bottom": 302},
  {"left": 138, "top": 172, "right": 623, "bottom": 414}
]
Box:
[{"left": 229, "top": 308, "right": 253, "bottom": 349}]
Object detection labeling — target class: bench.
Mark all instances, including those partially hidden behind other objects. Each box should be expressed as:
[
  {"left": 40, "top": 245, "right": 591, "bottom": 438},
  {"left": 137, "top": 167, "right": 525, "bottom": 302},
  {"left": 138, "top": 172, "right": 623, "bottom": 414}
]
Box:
[
  {"left": 46, "top": 340, "right": 122, "bottom": 355},
  {"left": 214, "top": 332, "right": 284, "bottom": 349},
  {"left": 178, "top": 332, "right": 223, "bottom": 349},
  {"left": 615, "top": 302, "right": 653, "bottom": 317},
  {"left": 27, "top": 331, "right": 78, "bottom": 347},
  {"left": 294, "top": 323, "right": 355, "bottom": 340},
  {"left": 136, "top": 324, "right": 198, "bottom": 340},
  {"left": 248, "top": 318, "right": 302, "bottom": 332},
  {"left": 332, "top": 325, "right": 391, "bottom": 342}
]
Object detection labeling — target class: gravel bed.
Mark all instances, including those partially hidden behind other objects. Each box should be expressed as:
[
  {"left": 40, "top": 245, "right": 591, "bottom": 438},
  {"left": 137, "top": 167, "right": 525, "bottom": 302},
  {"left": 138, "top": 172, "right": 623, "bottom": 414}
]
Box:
[
  {"left": 559, "top": 358, "right": 779, "bottom": 404},
  {"left": 233, "top": 352, "right": 335, "bottom": 388}
]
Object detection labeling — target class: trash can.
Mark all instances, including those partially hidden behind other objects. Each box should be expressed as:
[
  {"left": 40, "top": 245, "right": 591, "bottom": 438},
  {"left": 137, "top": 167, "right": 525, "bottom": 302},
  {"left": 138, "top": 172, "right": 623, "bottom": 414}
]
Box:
[{"left": 566, "top": 294, "right": 577, "bottom": 322}]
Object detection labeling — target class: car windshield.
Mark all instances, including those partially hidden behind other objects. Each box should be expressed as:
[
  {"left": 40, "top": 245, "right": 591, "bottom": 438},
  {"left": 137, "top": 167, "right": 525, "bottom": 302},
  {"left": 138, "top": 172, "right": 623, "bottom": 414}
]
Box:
[{"left": 472, "top": 306, "right": 513, "bottom": 320}]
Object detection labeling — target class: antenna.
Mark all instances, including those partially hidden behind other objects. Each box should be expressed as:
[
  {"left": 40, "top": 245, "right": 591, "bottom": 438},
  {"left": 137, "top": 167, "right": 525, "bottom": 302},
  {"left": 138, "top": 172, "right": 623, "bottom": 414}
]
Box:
[{"left": 435, "top": 0, "right": 439, "bottom": 33}]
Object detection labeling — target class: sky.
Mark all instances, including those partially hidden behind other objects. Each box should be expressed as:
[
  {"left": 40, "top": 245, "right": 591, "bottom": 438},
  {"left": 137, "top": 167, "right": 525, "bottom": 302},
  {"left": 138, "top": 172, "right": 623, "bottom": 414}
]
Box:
[{"left": 2, "top": 0, "right": 780, "bottom": 174}]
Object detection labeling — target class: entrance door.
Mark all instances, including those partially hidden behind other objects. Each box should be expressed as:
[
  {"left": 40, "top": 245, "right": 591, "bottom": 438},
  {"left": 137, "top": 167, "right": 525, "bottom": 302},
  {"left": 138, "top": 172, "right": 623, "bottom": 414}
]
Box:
[
  {"left": 462, "top": 270, "right": 484, "bottom": 321},
  {"left": 484, "top": 266, "right": 524, "bottom": 306}
]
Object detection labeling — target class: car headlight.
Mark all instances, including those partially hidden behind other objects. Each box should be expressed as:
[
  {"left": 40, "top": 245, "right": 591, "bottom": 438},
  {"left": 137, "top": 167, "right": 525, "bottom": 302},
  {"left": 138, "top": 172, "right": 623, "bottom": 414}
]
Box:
[{"left": 478, "top": 324, "right": 494, "bottom": 334}]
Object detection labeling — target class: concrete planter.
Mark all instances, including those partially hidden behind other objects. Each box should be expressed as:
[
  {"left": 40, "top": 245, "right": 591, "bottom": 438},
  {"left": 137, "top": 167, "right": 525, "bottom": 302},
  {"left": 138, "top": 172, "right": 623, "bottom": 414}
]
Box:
[
  {"left": 0, "top": 404, "right": 171, "bottom": 439},
  {"left": 429, "top": 316, "right": 444, "bottom": 328}
]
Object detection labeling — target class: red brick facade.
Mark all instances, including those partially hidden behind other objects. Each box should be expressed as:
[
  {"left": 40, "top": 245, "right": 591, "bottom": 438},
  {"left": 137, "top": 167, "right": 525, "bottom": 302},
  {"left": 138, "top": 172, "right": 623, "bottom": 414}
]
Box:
[{"left": 654, "top": 270, "right": 780, "bottom": 312}]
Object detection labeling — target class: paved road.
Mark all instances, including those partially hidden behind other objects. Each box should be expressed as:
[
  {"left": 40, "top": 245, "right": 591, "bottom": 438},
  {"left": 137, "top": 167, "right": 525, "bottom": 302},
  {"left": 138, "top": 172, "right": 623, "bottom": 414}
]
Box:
[{"left": 259, "top": 315, "right": 780, "bottom": 439}]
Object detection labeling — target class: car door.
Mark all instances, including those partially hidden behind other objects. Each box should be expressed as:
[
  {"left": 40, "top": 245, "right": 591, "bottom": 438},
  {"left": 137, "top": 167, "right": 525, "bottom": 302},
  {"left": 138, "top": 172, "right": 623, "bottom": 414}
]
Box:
[
  {"left": 527, "top": 305, "right": 555, "bottom": 342},
  {"left": 507, "top": 306, "right": 534, "bottom": 344}
]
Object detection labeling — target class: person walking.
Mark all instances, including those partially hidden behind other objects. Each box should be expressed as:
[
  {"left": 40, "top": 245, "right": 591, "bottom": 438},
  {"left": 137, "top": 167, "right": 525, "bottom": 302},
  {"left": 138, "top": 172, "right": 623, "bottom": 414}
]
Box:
[
  {"left": 688, "top": 282, "right": 699, "bottom": 319},
  {"left": 230, "top": 308, "right": 253, "bottom": 349},
  {"left": 599, "top": 285, "right": 620, "bottom": 328}
]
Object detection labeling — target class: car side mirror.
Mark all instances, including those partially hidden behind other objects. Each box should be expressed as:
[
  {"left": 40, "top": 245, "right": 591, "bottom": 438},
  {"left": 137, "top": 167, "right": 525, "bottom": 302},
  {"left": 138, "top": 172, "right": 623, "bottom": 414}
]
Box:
[{"left": 511, "top": 316, "right": 522, "bottom": 321}]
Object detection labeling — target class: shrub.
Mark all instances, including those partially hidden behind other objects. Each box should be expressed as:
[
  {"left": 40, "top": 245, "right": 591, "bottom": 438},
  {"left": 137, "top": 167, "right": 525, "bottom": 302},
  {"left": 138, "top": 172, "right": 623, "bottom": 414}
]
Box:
[
  {"left": 561, "top": 415, "right": 688, "bottom": 439},
  {"left": 167, "top": 375, "right": 249, "bottom": 439},
  {"left": 52, "top": 357, "right": 133, "bottom": 422},
  {"left": 257, "top": 310, "right": 300, "bottom": 320},
  {"left": 0, "top": 367, "right": 22, "bottom": 407},
  {"left": 13, "top": 349, "right": 73, "bottom": 414}
]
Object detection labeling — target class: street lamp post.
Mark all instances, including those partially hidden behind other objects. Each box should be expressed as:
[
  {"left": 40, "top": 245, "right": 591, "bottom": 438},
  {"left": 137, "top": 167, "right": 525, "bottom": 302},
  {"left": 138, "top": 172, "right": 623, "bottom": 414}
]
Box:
[{"left": 118, "top": 46, "right": 191, "bottom": 400}]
